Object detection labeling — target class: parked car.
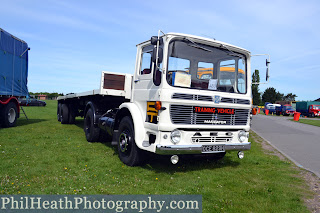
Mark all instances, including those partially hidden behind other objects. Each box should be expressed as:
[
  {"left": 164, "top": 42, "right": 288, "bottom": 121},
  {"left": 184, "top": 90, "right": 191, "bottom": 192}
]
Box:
[
  {"left": 265, "top": 103, "right": 281, "bottom": 114},
  {"left": 18, "top": 98, "right": 46, "bottom": 106},
  {"left": 275, "top": 104, "right": 296, "bottom": 116}
]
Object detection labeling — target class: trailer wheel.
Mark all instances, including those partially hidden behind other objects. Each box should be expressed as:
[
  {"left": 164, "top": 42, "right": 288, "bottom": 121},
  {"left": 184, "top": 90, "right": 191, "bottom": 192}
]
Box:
[
  {"left": 117, "top": 116, "right": 144, "bottom": 166},
  {"left": 57, "top": 103, "right": 62, "bottom": 122},
  {"left": 1, "top": 102, "right": 18, "bottom": 128},
  {"left": 68, "top": 104, "right": 76, "bottom": 124},
  {"left": 60, "top": 104, "right": 69, "bottom": 124},
  {"left": 84, "top": 108, "right": 100, "bottom": 142}
]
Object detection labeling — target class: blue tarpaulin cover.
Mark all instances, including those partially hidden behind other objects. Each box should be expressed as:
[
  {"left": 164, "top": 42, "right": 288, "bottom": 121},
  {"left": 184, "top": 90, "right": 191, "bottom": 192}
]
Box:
[{"left": 0, "top": 28, "right": 29, "bottom": 97}]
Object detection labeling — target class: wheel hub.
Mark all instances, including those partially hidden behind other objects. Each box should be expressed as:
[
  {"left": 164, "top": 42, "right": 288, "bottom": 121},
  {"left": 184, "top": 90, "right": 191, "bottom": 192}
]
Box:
[
  {"left": 8, "top": 108, "right": 16, "bottom": 123},
  {"left": 119, "top": 131, "right": 130, "bottom": 152}
]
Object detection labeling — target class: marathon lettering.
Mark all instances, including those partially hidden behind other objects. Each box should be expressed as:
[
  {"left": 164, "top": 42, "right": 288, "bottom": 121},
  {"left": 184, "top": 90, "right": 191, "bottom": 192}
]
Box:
[{"left": 193, "top": 106, "right": 235, "bottom": 115}]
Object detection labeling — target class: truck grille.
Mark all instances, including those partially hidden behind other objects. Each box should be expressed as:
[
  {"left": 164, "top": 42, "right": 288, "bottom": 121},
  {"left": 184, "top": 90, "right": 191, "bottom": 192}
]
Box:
[
  {"left": 192, "top": 136, "right": 232, "bottom": 143},
  {"left": 172, "top": 93, "right": 213, "bottom": 101},
  {"left": 170, "top": 105, "right": 249, "bottom": 125},
  {"left": 221, "top": 97, "right": 250, "bottom": 105}
]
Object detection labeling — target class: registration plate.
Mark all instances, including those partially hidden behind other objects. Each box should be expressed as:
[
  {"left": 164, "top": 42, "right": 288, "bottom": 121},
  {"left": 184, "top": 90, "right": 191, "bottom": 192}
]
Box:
[{"left": 202, "top": 145, "right": 225, "bottom": 153}]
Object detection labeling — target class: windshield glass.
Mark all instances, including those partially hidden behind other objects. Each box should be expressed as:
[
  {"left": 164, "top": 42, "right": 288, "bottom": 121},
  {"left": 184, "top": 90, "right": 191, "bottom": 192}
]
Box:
[
  {"left": 166, "top": 39, "right": 247, "bottom": 93},
  {"left": 314, "top": 105, "right": 320, "bottom": 110}
]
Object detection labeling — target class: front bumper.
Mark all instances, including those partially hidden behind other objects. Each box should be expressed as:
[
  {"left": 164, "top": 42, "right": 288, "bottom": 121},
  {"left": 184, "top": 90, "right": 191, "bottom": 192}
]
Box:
[{"left": 155, "top": 142, "right": 251, "bottom": 155}]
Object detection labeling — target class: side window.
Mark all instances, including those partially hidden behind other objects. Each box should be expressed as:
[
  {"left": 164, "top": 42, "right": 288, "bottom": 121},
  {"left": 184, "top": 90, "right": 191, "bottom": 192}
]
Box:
[
  {"left": 219, "top": 60, "right": 235, "bottom": 86},
  {"left": 140, "top": 45, "right": 153, "bottom": 75},
  {"left": 197, "top": 62, "right": 214, "bottom": 80},
  {"left": 237, "top": 58, "right": 246, "bottom": 93}
]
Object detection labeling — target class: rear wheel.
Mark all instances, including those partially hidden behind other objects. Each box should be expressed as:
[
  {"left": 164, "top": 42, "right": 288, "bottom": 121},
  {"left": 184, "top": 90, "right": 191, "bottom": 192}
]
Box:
[
  {"left": 60, "top": 104, "right": 69, "bottom": 124},
  {"left": 84, "top": 108, "right": 100, "bottom": 142},
  {"left": 117, "top": 116, "right": 144, "bottom": 166},
  {"left": 68, "top": 104, "right": 76, "bottom": 124},
  {"left": 1, "top": 102, "right": 18, "bottom": 128},
  {"left": 57, "top": 103, "right": 62, "bottom": 121}
]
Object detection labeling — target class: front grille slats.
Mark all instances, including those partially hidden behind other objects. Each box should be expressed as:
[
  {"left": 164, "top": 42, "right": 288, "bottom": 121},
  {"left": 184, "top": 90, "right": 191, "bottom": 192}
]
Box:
[
  {"left": 221, "top": 97, "right": 250, "bottom": 105},
  {"left": 172, "top": 93, "right": 213, "bottom": 101},
  {"left": 170, "top": 105, "right": 249, "bottom": 126}
]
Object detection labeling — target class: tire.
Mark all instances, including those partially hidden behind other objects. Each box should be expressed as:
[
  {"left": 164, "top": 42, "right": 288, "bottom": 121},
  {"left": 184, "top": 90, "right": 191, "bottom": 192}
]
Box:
[
  {"left": 117, "top": 116, "right": 144, "bottom": 166},
  {"left": 68, "top": 104, "right": 76, "bottom": 124},
  {"left": 84, "top": 108, "right": 100, "bottom": 142},
  {"left": 1, "top": 102, "right": 18, "bottom": 128},
  {"left": 311, "top": 113, "right": 315, "bottom": 118},
  {"left": 60, "top": 104, "right": 69, "bottom": 124},
  {"left": 57, "top": 103, "right": 61, "bottom": 122}
]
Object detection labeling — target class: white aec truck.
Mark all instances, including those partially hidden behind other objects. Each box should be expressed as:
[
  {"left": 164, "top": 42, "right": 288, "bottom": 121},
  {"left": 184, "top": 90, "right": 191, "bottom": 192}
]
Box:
[{"left": 57, "top": 32, "right": 269, "bottom": 166}]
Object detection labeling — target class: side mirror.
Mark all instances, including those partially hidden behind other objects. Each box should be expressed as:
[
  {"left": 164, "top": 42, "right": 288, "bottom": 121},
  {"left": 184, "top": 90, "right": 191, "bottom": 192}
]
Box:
[
  {"left": 151, "top": 35, "right": 164, "bottom": 86},
  {"left": 151, "top": 36, "right": 163, "bottom": 45},
  {"left": 266, "top": 59, "right": 270, "bottom": 81},
  {"left": 152, "top": 47, "right": 163, "bottom": 64},
  {"left": 153, "top": 67, "right": 161, "bottom": 86},
  {"left": 152, "top": 47, "right": 162, "bottom": 86}
]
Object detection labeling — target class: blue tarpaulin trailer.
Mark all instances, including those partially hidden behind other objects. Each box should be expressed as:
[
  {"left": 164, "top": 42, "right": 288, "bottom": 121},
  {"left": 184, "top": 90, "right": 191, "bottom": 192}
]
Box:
[
  {"left": 0, "top": 28, "right": 29, "bottom": 128},
  {"left": 0, "top": 28, "right": 29, "bottom": 97}
]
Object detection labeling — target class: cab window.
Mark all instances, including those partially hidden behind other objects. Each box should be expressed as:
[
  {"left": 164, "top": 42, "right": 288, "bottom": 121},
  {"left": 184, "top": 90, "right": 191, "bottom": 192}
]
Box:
[{"left": 140, "top": 45, "right": 153, "bottom": 75}]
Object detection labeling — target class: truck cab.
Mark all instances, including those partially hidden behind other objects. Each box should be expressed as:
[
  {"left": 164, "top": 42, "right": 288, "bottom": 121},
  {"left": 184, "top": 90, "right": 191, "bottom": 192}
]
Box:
[
  {"left": 123, "top": 33, "right": 252, "bottom": 164},
  {"left": 309, "top": 105, "right": 320, "bottom": 117}
]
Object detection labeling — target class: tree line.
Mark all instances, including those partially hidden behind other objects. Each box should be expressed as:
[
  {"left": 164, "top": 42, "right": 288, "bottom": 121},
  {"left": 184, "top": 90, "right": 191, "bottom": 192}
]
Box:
[
  {"left": 252, "top": 70, "right": 297, "bottom": 105},
  {"left": 29, "top": 92, "right": 64, "bottom": 100}
]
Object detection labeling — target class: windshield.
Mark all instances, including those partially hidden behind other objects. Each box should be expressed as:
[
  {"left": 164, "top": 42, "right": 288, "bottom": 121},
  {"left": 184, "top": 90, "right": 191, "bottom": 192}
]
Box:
[
  {"left": 284, "top": 106, "right": 294, "bottom": 110},
  {"left": 313, "top": 105, "right": 320, "bottom": 110},
  {"left": 166, "top": 39, "right": 247, "bottom": 93}
]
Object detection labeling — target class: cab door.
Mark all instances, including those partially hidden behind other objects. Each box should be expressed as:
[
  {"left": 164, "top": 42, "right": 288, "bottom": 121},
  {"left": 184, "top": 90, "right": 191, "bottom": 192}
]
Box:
[{"left": 132, "top": 44, "right": 161, "bottom": 125}]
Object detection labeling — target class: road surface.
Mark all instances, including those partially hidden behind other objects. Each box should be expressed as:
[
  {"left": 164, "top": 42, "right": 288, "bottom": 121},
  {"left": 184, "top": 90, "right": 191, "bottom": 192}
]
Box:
[{"left": 251, "top": 114, "right": 320, "bottom": 177}]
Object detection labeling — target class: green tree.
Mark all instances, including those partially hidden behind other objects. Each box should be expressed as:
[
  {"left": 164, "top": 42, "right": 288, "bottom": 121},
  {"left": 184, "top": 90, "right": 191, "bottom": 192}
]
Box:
[
  {"left": 262, "top": 87, "right": 278, "bottom": 103},
  {"left": 276, "top": 91, "right": 284, "bottom": 101},
  {"left": 284, "top": 93, "right": 297, "bottom": 101},
  {"left": 252, "top": 69, "right": 261, "bottom": 105},
  {"left": 262, "top": 87, "right": 286, "bottom": 104}
]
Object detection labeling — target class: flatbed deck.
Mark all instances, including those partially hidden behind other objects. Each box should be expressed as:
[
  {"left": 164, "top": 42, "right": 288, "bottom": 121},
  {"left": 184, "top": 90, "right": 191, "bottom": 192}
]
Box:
[{"left": 57, "top": 71, "right": 133, "bottom": 100}]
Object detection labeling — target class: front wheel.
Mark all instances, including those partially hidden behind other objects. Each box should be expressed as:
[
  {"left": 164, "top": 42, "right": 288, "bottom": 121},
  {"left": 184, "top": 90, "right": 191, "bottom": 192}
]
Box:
[{"left": 117, "top": 116, "right": 144, "bottom": 166}]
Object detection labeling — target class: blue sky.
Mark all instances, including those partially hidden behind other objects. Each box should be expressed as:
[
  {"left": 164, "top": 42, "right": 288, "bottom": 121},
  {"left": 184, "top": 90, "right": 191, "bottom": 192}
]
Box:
[{"left": 1, "top": 0, "right": 319, "bottom": 101}]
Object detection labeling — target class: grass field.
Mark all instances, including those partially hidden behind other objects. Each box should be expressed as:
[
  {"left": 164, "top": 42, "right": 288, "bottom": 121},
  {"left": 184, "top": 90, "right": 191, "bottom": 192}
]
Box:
[
  {"left": 291, "top": 118, "right": 320, "bottom": 127},
  {"left": 0, "top": 100, "right": 312, "bottom": 212}
]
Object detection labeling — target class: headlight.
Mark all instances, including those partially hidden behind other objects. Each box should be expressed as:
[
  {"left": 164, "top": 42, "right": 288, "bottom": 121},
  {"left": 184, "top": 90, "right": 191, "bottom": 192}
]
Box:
[
  {"left": 170, "top": 129, "right": 181, "bottom": 144},
  {"left": 238, "top": 131, "right": 247, "bottom": 142}
]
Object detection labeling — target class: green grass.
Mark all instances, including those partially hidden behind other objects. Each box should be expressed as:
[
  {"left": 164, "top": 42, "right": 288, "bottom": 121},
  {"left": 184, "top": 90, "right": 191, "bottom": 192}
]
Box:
[
  {"left": 291, "top": 118, "right": 320, "bottom": 127},
  {"left": 0, "top": 100, "right": 311, "bottom": 212}
]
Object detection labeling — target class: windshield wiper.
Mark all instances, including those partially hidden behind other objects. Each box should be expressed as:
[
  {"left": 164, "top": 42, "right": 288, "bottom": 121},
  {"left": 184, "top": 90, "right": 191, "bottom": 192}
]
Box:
[
  {"left": 184, "top": 37, "right": 212, "bottom": 52},
  {"left": 220, "top": 44, "right": 244, "bottom": 59}
]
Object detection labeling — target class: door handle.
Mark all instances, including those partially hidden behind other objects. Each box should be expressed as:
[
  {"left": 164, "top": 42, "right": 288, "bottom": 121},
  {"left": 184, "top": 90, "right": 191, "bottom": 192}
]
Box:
[{"left": 134, "top": 79, "right": 140, "bottom": 83}]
